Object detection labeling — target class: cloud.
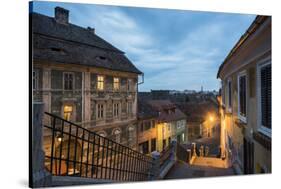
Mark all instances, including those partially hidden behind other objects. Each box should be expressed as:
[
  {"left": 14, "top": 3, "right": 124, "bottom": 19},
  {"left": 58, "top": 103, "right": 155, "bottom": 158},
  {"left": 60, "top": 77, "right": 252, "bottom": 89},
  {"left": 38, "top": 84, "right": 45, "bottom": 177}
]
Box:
[{"left": 33, "top": 2, "right": 255, "bottom": 91}]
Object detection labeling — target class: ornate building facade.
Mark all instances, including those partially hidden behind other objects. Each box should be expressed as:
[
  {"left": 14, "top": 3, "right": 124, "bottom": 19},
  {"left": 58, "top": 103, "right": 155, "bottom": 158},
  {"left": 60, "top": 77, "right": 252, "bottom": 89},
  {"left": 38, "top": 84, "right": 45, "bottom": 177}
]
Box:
[{"left": 32, "top": 7, "right": 142, "bottom": 153}]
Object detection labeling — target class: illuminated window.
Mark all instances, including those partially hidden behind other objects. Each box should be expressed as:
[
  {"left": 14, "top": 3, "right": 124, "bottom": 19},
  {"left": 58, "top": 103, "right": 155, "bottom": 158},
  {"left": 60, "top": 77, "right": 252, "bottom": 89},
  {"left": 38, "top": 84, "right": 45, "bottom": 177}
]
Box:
[
  {"left": 113, "top": 77, "right": 120, "bottom": 90},
  {"left": 97, "top": 104, "right": 104, "bottom": 119},
  {"left": 63, "top": 72, "right": 74, "bottom": 90},
  {"left": 33, "top": 70, "right": 39, "bottom": 90},
  {"left": 113, "top": 103, "right": 119, "bottom": 117},
  {"left": 97, "top": 75, "right": 104, "bottom": 90},
  {"left": 63, "top": 105, "right": 73, "bottom": 121}
]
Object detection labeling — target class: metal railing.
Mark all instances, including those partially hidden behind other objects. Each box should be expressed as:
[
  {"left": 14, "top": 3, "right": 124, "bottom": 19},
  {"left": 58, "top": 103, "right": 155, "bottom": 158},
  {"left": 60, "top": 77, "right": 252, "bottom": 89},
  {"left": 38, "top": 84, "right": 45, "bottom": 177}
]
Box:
[{"left": 43, "top": 112, "right": 153, "bottom": 182}]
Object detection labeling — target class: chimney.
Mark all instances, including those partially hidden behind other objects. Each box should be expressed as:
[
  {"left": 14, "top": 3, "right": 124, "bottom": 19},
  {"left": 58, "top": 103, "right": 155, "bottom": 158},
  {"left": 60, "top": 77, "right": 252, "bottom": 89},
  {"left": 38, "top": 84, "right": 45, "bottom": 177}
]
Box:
[
  {"left": 55, "top": 7, "right": 69, "bottom": 25},
  {"left": 87, "top": 27, "right": 95, "bottom": 34}
]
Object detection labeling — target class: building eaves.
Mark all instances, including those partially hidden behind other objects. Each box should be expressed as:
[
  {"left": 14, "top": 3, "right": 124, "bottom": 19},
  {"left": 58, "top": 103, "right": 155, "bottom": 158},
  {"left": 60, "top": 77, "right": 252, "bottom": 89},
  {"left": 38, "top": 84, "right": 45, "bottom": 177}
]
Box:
[{"left": 217, "top": 15, "right": 269, "bottom": 79}]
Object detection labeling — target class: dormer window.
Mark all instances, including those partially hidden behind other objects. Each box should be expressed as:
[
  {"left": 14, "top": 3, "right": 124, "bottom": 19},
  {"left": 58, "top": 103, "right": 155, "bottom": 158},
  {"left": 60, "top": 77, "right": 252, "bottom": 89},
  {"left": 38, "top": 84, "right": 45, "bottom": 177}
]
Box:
[
  {"left": 51, "top": 47, "right": 62, "bottom": 52},
  {"left": 96, "top": 56, "right": 107, "bottom": 62},
  {"left": 50, "top": 47, "right": 66, "bottom": 55}
]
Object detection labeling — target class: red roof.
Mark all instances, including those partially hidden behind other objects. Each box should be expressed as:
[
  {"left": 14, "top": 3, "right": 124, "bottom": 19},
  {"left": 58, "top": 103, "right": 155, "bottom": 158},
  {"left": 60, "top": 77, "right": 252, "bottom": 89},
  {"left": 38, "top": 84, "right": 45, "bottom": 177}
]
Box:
[{"left": 147, "top": 100, "right": 186, "bottom": 122}]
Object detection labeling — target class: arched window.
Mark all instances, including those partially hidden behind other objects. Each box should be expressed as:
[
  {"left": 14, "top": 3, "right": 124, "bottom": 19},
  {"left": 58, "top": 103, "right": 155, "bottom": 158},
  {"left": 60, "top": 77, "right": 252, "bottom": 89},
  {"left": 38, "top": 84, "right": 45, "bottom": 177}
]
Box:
[{"left": 113, "top": 129, "right": 121, "bottom": 143}]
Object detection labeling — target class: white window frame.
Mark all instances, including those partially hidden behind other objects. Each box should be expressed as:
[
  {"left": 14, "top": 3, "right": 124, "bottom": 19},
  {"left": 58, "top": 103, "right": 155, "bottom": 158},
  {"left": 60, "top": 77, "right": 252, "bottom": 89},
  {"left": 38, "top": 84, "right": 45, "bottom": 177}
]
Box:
[
  {"left": 257, "top": 60, "right": 271, "bottom": 137},
  {"left": 97, "top": 103, "right": 105, "bottom": 120},
  {"left": 97, "top": 75, "right": 104, "bottom": 91},
  {"left": 113, "top": 102, "right": 120, "bottom": 118},
  {"left": 227, "top": 79, "right": 232, "bottom": 113},
  {"left": 63, "top": 72, "right": 74, "bottom": 90},
  {"left": 33, "top": 69, "right": 39, "bottom": 90},
  {"left": 237, "top": 71, "right": 247, "bottom": 123}
]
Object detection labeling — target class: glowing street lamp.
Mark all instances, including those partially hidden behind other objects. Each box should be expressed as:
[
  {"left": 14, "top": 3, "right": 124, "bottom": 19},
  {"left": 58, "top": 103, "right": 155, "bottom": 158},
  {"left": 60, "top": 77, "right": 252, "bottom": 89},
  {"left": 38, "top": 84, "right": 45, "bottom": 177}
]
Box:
[{"left": 209, "top": 115, "right": 214, "bottom": 122}]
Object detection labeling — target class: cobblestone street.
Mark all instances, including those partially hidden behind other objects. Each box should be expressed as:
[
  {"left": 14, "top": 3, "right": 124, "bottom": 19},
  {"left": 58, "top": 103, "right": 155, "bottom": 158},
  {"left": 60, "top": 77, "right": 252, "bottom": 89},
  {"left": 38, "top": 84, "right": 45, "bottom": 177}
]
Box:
[{"left": 165, "top": 160, "right": 235, "bottom": 180}]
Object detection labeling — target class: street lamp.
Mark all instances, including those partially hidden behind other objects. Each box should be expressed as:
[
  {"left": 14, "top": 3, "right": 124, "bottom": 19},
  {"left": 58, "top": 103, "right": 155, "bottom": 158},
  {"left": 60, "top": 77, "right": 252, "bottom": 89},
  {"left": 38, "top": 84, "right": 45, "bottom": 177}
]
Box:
[
  {"left": 209, "top": 115, "right": 214, "bottom": 122},
  {"left": 57, "top": 136, "right": 62, "bottom": 142}
]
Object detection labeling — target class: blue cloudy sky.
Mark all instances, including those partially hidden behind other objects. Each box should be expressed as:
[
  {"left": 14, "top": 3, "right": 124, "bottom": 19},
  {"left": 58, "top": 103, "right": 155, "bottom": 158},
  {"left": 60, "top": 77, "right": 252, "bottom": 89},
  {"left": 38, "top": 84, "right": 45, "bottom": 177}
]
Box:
[{"left": 32, "top": 1, "right": 256, "bottom": 92}]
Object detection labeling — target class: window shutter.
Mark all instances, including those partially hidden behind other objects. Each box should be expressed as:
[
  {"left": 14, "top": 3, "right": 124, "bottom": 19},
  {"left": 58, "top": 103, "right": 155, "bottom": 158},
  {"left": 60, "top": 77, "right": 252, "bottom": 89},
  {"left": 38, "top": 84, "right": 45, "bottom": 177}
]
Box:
[{"left": 260, "top": 64, "right": 271, "bottom": 129}]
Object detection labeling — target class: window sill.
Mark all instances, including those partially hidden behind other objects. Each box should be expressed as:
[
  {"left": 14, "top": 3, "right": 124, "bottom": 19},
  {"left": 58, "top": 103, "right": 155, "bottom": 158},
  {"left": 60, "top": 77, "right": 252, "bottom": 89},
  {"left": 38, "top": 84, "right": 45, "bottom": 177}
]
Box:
[
  {"left": 253, "top": 131, "right": 271, "bottom": 151},
  {"left": 257, "top": 127, "right": 271, "bottom": 138},
  {"left": 237, "top": 115, "right": 247, "bottom": 124}
]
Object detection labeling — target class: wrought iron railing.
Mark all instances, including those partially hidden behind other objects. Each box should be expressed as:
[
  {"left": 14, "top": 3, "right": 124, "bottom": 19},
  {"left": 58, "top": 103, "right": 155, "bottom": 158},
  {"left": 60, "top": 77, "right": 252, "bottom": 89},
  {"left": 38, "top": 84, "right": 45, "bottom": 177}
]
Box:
[{"left": 43, "top": 112, "right": 153, "bottom": 181}]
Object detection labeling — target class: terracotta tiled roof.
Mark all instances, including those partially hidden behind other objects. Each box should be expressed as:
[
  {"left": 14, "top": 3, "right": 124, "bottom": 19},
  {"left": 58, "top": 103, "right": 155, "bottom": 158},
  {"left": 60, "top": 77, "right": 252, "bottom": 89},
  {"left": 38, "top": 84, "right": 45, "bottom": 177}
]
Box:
[{"left": 147, "top": 100, "right": 187, "bottom": 122}]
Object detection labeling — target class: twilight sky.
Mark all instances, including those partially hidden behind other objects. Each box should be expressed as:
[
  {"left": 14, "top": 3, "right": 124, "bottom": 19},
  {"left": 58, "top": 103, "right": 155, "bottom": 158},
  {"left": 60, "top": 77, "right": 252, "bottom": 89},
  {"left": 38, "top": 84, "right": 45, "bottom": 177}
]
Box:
[{"left": 32, "top": 1, "right": 256, "bottom": 92}]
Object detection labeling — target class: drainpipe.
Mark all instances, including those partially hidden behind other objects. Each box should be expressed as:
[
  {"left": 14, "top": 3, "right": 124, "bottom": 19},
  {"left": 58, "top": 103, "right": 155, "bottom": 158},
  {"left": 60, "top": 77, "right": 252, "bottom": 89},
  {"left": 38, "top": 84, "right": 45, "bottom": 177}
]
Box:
[{"left": 136, "top": 73, "right": 144, "bottom": 151}]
